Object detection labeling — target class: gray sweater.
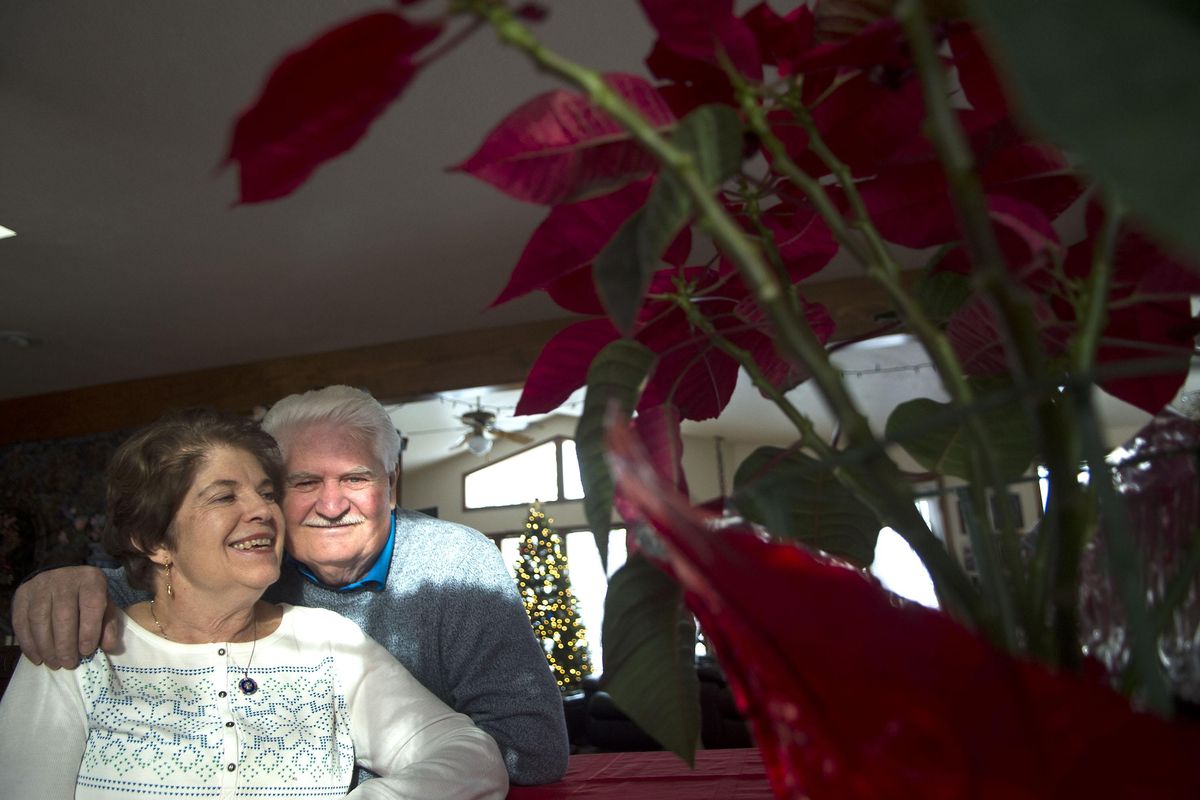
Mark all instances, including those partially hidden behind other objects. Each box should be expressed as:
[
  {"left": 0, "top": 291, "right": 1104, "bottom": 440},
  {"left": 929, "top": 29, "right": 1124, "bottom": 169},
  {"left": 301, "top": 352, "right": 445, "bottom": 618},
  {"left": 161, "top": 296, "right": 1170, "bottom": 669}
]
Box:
[{"left": 109, "top": 509, "right": 568, "bottom": 785}]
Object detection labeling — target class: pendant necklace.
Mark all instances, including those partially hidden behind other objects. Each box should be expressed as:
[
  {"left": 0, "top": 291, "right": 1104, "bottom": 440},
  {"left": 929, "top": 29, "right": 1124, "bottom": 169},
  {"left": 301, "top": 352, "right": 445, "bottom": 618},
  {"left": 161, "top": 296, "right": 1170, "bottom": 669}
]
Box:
[
  {"left": 149, "top": 600, "right": 259, "bottom": 695},
  {"left": 230, "top": 618, "right": 259, "bottom": 695}
]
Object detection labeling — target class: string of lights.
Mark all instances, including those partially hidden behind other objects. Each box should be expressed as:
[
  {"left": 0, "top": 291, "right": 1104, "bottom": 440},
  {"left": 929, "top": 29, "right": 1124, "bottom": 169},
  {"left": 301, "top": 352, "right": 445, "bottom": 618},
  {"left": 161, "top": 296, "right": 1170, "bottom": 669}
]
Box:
[
  {"left": 836, "top": 361, "right": 934, "bottom": 378},
  {"left": 433, "top": 392, "right": 587, "bottom": 417},
  {"left": 513, "top": 503, "right": 593, "bottom": 694},
  {"left": 423, "top": 361, "right": 934, "bottom": 431}
]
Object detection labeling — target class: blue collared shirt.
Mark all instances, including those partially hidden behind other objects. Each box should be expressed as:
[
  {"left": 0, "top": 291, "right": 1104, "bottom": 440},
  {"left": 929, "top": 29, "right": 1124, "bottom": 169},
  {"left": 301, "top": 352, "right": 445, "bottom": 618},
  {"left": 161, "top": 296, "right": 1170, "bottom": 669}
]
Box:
[{"left": 290, "top": 509, "right": 397, "bottom": 592}]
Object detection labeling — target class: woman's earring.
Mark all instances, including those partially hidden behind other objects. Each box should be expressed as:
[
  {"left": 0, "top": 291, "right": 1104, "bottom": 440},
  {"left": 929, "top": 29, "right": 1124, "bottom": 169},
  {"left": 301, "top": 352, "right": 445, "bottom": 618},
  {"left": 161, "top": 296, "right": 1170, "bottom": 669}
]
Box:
[{"left": 165, "top": 561, "right": 174, "bottom": 599}]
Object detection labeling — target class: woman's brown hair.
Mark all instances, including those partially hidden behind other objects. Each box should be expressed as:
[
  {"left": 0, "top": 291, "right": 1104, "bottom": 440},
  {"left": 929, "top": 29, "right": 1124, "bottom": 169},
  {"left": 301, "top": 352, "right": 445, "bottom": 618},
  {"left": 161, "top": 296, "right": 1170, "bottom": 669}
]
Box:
[{"left": 102, "top": 408, "right": 284, "bottom": 591}]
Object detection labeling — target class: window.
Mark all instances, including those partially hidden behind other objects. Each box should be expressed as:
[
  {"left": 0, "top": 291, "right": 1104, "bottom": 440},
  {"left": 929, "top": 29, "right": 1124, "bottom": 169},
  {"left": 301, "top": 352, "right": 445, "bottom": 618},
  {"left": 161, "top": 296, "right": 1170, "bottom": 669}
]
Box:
[
  {"left": 463, "top": 437, "right": 583, "bottom": 509},
  {"left": 564, "top": 530, "right": 627, "bottom": 670},
  {"left": 560, "top": 440, "right": 584, "bottom": 499},
  {"left": 871, "top": 498, "right": 940, "bottom": 609}
]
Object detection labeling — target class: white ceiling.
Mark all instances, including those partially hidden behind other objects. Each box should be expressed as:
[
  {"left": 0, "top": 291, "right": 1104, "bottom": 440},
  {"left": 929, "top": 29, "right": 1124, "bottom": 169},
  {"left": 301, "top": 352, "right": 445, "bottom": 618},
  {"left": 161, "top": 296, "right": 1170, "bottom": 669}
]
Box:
[
  {"left": 2, "top": 2, "right": 1191, "bottom": 474},
  {"left": 0, "top": 0, "right": 653, "bottom": 400}
]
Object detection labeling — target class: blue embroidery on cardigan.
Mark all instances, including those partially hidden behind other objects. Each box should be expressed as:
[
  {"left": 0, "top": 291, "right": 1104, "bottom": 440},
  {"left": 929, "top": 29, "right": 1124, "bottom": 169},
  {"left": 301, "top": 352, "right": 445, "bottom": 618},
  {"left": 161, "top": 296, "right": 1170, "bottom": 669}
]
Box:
[{"left": 77, "top": 655, "right": 353, "bottom": 797}]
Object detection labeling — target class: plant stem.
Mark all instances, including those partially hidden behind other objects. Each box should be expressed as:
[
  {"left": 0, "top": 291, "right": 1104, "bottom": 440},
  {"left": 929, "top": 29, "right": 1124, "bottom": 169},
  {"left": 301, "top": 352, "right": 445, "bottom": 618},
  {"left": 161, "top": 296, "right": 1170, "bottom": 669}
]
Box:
[
  {"left": 1078, "top": 392, "right": 1172, "bottom": 714},
  {"left": 676, "top": 298, "right": 825, "bottom": 453},
  {"left": 893, "top": 0, "right": 1051, "bottom": 393},
  {"left": 1064, "top": 195, "right": 1170, "bottom": 711},
  {"left": 1033, "top": 196, "right": 1123, "bottom": 664},
  {"left": 738, "top": 96, "right": 872, "bottom": 268},
  {"left": 735, "top": 183, "right": 805, "bottom": 319},
  {"left": 896, "top": 0, "right": 1101, "bottom": 661},
  {"left": 749, "top": 41, "right": 1028, "bottom": 647},
  {"left": 794, "top": 97, "right": 1035, "bottom": 608},
  {"left": 677, "top": 296, "right": 981, "bottom": 619},
  {"left": 472, "top": 0, "right": 985, "bottom": 626},
  {"left": 1042, "top": 400, "right": 1088, "bottom": 671},
  {"left": 1072, "top": 196, "right": 1121, "bottom": 370}
]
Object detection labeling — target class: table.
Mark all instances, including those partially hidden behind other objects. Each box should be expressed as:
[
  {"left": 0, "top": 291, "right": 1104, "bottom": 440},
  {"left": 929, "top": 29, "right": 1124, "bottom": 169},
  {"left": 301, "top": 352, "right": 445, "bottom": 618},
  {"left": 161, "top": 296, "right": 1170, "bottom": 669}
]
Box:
[{"left": 507, "top": 748, "right": 773, "bottom": 799}]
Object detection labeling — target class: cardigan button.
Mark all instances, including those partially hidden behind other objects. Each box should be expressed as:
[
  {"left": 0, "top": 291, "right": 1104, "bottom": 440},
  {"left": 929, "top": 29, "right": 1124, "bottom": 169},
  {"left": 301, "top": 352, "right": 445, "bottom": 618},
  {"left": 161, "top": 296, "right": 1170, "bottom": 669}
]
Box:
[
  {"left": 218, "top": 648, "right": 226, "bottom": 656},
  {"left": 227, "top": 763, "right": 236, "bottom": 772},
  {"left": 226, "top": 721, "right": 234, "bottom": 728},
  {"left": 218, "top": 691, "right": 227, "bottom": 698}
]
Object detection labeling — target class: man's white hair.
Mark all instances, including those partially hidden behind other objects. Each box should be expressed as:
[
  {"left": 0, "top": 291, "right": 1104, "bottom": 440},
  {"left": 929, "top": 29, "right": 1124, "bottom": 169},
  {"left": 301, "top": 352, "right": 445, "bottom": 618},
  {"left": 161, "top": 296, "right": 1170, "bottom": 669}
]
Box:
[{"left": 261, "top": 385, "right": 402, "bottom": 473}]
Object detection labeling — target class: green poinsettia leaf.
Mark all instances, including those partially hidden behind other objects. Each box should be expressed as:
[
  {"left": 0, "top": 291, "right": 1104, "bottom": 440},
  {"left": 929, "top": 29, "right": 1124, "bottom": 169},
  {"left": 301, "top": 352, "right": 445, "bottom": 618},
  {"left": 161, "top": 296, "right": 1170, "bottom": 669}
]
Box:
[
  {"left": 601, "top": 554, "right": 700, "bottom": 764},
  {"left": 885, "top": 383, "right": 1037, "bottom": 481},
  {"left": 913, "top": 269, "right": 971, "bottom": 326},
  {"left": 670, "top": 103, "right": 744, "bottom": 187},
  {"left": 973, "top": 0, "right": 1200, "bottom": 254},
  {"left": 592, "top": 528, "right": 611, "bottom": 574},
  {"left": 594, "top": 206, "right": 668, "bottom": 335},
  {"left": 595, "top": 105, "right": 743, "bottom": 333},
  {"left": 576, "top": 340, "right": 655, "bottom": 537},
  {"left": 731, "top": 446, "right": 881, "bottom": 567}
]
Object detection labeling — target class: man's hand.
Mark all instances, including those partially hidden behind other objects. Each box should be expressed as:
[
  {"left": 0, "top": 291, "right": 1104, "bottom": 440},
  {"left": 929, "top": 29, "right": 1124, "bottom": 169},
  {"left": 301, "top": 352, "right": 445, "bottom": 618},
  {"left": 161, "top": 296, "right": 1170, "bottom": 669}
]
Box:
[{"left": 11, "top": 566, "right": 118, "bottom": 668}]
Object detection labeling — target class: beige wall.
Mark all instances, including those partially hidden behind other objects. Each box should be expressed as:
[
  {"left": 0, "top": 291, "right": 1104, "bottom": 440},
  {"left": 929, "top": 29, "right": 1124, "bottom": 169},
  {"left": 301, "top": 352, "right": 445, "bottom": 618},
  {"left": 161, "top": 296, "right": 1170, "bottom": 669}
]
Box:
[
  {"left": 400, "top": 414, "right": 771, "bottom": 536},
  {"left": 401, "top": 415, "right": 584, "bottom": 535},
  {"left": 399, "top": 411, "right": 1154, "bottom": 555}
]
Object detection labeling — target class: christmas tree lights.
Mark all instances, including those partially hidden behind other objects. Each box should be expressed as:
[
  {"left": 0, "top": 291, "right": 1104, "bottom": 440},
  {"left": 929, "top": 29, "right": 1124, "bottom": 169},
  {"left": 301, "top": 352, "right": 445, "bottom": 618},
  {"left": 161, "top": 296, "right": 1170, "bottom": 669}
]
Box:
[{"left": 513, "top": 502, "right": 593, "bottom": 694}]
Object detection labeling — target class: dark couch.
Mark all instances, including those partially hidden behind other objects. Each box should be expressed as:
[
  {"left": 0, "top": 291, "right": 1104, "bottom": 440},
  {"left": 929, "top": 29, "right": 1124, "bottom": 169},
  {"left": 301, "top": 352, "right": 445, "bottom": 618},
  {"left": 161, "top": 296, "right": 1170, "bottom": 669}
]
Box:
[{"left": 572, "top": 660, "right": 752, "bottom": 752}]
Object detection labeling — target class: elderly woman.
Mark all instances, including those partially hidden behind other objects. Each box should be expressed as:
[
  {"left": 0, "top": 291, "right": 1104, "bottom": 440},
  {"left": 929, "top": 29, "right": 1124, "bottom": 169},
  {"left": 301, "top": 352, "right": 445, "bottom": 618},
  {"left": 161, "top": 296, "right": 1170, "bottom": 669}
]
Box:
[{"left": 0, "top": 409, "right": 507, "bottom": 799}]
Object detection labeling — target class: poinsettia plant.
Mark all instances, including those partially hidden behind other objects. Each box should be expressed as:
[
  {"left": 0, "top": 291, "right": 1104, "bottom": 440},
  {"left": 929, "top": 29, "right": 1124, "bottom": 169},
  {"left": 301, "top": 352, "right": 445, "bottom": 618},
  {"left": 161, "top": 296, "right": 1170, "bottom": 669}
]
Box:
[{"left": 227, "top": 0, "right": 1200, "bottom": 795}]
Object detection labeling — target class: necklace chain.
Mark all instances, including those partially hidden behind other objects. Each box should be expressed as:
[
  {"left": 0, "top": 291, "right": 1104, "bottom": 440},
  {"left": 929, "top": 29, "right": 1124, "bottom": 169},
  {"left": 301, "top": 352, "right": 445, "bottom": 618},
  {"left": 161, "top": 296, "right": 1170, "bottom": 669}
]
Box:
[
  {"left": 231, "top": 623, "right": 258, "bottom": 691},
  {"left": 147, "top": 599, "right": 259, "bottom": 694},
  {"left": 148, "top": 598, "right": 169, "bottom": 639}
]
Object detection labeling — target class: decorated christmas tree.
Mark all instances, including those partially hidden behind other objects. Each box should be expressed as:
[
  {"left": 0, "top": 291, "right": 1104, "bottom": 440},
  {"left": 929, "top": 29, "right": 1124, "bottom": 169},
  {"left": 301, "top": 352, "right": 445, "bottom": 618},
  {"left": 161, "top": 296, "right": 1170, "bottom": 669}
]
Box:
[{"left": 514, "top": 503, "right": 592, "bottom": 694}]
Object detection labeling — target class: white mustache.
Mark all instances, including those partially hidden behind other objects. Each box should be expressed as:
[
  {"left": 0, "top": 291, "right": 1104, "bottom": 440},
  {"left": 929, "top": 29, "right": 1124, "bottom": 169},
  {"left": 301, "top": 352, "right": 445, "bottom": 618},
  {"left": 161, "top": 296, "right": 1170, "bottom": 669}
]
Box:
[{"left": 301, "top": 514, "right": 367, "bottom": 528}]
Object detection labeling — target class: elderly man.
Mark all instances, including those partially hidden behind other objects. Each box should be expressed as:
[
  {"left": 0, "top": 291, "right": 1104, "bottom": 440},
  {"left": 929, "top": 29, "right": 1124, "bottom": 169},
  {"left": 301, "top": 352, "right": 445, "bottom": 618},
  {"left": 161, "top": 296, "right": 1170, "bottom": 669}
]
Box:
[{"left": 12, "top": 385, "right": 569, "bottom": 785}]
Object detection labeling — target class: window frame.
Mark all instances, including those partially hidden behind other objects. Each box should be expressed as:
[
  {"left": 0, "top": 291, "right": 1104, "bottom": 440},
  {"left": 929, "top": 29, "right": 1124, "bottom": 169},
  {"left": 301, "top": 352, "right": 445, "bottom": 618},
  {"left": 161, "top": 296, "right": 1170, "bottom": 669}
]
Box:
[{"left": 461, "top": 435, "right": 579, "bottom": 511}]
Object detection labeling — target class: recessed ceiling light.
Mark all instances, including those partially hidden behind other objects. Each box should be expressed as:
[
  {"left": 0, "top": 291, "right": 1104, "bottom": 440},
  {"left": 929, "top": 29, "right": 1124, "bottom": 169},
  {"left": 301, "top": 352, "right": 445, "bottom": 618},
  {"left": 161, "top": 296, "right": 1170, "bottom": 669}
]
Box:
[
  {"left": 0, "top": 331, "right": 39, "bottom": 348},
  {"left": 0, "top": 225, "right": 15, "bottom": 240}
]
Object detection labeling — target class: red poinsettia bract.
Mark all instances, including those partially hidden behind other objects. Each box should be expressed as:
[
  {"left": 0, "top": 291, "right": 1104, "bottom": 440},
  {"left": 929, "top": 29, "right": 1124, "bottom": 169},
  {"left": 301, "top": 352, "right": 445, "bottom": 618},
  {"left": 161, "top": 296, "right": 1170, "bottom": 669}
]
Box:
[
  {"left": 515, "top": 258, "right": 835, "bottom": 424},
  {"left": 639, "top": 0, "right": 763, "bottom": 82},
  {"left": 491, "top": 178, "right": 689, "bottom": 309},
  {"left": 1061, "top": 210, "right": 1200, "bottom": 414},
  {"left": 450, "top": 73, "right": 676, "bottom": 206},
  {"left": 226, "top": 11, "right": 442, "bottom": 204},
  {"left": 607, "top": 422, "right": 1200, "bottom": 800}
]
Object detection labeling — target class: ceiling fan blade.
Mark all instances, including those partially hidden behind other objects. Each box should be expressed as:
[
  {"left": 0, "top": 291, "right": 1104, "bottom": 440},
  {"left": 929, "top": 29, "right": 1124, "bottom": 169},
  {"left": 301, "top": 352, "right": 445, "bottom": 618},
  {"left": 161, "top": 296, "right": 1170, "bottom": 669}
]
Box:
[
  {"left": 496, "top": 430, "right": 533, "bottom": 445},
  {"left": 406, "top": 426, "right": 468, "bottom": 436},
  {"left": 448, "top": 433, "right": 469, "bottom": 450}
]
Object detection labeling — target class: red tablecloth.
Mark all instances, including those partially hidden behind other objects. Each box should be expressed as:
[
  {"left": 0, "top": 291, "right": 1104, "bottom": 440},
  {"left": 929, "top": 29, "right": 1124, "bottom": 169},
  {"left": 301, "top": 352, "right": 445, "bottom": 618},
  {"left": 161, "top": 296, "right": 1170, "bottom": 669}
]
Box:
[{"left": 507, "top": 748, "right": 773, "bottom": 799}]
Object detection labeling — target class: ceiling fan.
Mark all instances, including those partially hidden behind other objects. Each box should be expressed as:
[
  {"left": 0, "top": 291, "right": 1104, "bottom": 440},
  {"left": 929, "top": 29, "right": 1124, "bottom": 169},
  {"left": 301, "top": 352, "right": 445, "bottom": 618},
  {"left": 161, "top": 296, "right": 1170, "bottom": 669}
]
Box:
[
  {"left": 399, "top": 394, "right": 538, "bottom": 458},
  {"left": 452, "top": 406, "right": 534, "bottom": 455}
]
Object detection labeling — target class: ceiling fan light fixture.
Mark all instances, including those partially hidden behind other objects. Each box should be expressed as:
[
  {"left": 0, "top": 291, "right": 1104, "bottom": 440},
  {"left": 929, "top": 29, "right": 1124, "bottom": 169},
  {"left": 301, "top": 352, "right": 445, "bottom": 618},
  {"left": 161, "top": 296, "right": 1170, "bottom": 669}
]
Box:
[{"left": 466, "top": 431, "right": 494, "bottom": 456}]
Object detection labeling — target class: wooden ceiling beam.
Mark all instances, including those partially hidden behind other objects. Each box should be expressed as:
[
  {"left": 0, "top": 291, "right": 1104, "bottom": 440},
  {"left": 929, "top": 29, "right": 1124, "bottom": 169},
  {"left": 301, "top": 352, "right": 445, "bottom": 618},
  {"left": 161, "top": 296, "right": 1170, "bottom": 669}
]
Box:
[
  {"left": 0, "top": 273, "right": 916, "bottom": 445},
  {"left": 0, "top": 318, "right": 575, "bottom": 446}
]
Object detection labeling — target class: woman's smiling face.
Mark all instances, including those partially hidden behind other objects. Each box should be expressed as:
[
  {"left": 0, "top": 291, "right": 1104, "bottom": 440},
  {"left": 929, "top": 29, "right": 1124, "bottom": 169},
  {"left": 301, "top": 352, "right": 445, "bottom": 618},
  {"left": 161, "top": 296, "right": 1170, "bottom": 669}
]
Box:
[{"left": 153, "top": 445, "right": 285, "bottom": 600}]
